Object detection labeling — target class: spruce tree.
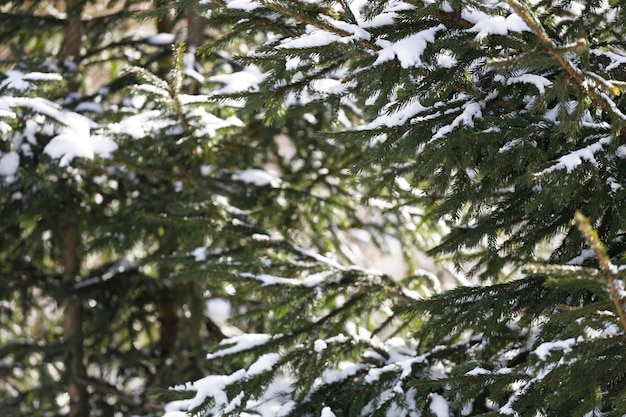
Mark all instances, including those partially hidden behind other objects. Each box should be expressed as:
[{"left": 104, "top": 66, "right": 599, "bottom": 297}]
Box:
[
  {"left": 1, "top": 1, "right": 438, "bottom": 416},
  {"left": 162, "top": 1, "right": 626, "bottom": 417},
  {"left": 0, "top": 1, "right": 246, "bottom": 415}
]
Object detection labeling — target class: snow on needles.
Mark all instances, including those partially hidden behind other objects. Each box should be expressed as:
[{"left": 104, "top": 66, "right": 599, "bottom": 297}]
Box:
[
  {"left": 232, "top": 168, "right": 282, "bottom": 187},
  {"left": 42, "top": 111, "right": 113, "bottom": 167},
  {"left": 542, "top": 135, "right": 612, "bottom": 174},
  {"left": 0, "top": 70, "right": 63, "bottom": 91},
  {"left": 374, "top": 25, "right": 446, "bottom": 69},
  {"left": 0, "top": 94, "right": 118, "bottom": 171},
  {"left": 462, "top": 8, "right": 530, "bottom": 41}
]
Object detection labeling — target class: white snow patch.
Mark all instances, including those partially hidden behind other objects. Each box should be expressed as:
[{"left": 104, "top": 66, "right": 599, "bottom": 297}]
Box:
[
  {"left": 247, "top": 353, "right": 280, "bottom": 376},
  {"left": 462, "top": 8, "right": 530, "bottom": 41},
  {"left": 534, "top": 338, "right": 576, "bottom": 360},
  {"left": 430, "top": 393, "right": 450, "bottom": 417},
  {"left": 225, "top": 0, "right": 262, "bottom": 11},
  {"left": 239, "top": 270, "right": 333, "bottom": 287},
  {"left": 74, "top": 101, "right": 104, "bottom": 113},
  {"left": 437, "top": 52, "right": 457, "bottom": 68},
  {"left": 567, "top": 248, "right": 595, "bottom": 265},
  {"left": 465, "top": 366, "right": 490, "bottom": 376},
  {"left": 207, "top": 333, "right": 271, "bottom": 359},
  {"left": 192, "top": 246, "right": 207, "bottom": 262},
  {"left": 361, "top": 99, "right": 426, "bottom": 129},
  {"left": 232, "top": 168, "right": 282, "bottom": 187},
  {"left": 278, "top": 26, "right": 343, "bottom": 49},
  {"left": 542, "top": 135, "right": 612, "bottom": 174},
  {"left": 507, "top": 73, "right": 552, "bottom": 94},
  {"left": 314, "top": 339, "right": 328, "bottom": 352},
  {"left": 146, "top": 33, "right": 176, "bottom": 45},
  {"left": 206, "top": 298, "right": 232, "bottom": 323},
  {"left": 0, "top": 70, "right": 62, "bottom": 91},
  {"left": 0, "top": 152, "right": 19, "bottom": 177},
  {"left": 210, "top": 66, "right": 267, "bottom": 94},
  {"left": 374, "top": 25, "right": 446, "bottom": 68},
  {"left": 431, "top": 101, "right": 483, "bottom": 141},
  {"left": 321, "top": 407, "right": 337, "bottom": 417}
]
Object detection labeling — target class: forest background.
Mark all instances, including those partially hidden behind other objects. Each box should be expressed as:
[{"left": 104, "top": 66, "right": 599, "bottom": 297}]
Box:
[{"left": 1, "top": 1, "right": 626, "bottom": 417}]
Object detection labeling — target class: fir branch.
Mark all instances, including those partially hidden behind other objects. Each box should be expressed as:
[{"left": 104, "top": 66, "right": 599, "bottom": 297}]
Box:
[
  {"left": 506, "top": 0, "right": 626, "bottom": 124},
  {"left": 257, "top": 0, "right": 380, "bottom": 51},
  {"left": 573, "top": 211, "right": 626, "bottom": 333}
]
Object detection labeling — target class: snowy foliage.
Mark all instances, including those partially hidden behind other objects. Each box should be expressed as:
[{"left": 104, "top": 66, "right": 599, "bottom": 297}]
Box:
[
  {"left": 3, "top": 1, "right": 626, "bottom": 416},
  {"left": 161, "top": 1, "right": 626, "bottom": 416}
]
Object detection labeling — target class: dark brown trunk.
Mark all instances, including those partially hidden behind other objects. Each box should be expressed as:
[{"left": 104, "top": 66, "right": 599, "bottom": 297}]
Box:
[
  {"left": 62, "top": 219, "right": 88, "bottom": 417},
  {"left": 64, "top": 0, "right": 83, "bottom": 93},
  {"left": 156, "top": 0, "right": 173, "bottom": 33},
  {"left": 158, "top": 291, "right": 179, "bottom": 358},
  {"left": 63, "top": 2, "right": 87, "bottom": 415},
  {"left": 186, "top": 0, "right": 204, "bottom": 48}
]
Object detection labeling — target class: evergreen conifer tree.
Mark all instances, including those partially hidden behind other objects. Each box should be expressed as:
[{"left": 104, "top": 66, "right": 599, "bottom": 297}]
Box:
[
  {"left": 1, "top": 1, "right": 437, "bottom": 415},
  {"left": 162, "top": 1, "right": 626, "bottom": 417}
]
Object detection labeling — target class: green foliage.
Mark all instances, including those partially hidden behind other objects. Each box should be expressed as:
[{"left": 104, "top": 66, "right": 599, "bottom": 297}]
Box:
[
  {"left": 1, "top": 1, "right": 439, "bottom": 416},
  {"left": 3, "top": 1, "right": 626, "bottom": 416},
  {"left": 160, "top": 1, "right": 626, "bottom": 417}
]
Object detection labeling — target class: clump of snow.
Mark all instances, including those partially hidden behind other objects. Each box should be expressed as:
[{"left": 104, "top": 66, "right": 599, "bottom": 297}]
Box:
[
  {"left": 232, "top": 168, "right": 282, "bottom": 187},
  {"left": 225, "top": 0, "right": 263, "bottom": 11},
  {"left": 347, "top": 0, "right": 414, "bottom": 28},
  {"left": 374, "top": 25, "right": 446, "bottom": 68},
  {"left": 314, "top": 339, "right": 328, "bottom": 352},
  {"left": 437, "top": 52, "right": 457, "bottom": 68},
  {"left": 191, "top": 246, "right": 208, "bottom": 262},
  {"left": 74, "top": 101, "right": 104, "bottom": 114},
  {"left": 361, "top": 99, "right": 426, "bottom": 130},
  {"left": 44, "top": 133, "right": 93, "bottom": 166},
  {"left": 145, "top": 33, "right": 176, "bottom": 45},
  {"left": 465, "top": 366, "right": 490, "bottom": 376},
  {"left": 534, "top": 338, "right": 576, "bottom": 360},
  {"left": 247, "top": 353, "right": 281, "bottom": 376},
  {"left": 311, "top": 78, "right": 346, "bottom": 95},
  {"left": 239, "top": 270, "right": 333, "bottom": 288},
  {"left": 0, "top": 152, "right": 19, "bottom": 177},
  {"left": 567, "top": 248, "right": 595, "bottom": 265},
  {"left": 321, "top": 407, "right": 337, "bottom": 417},
  {"left": 43, "top": 112, "right": 117, "bottom": 167},
  {"left": 462, "top": 8, "right": 530, "bottom": 41},
  {"left": 506, "top": 74, "right": 552, "bottom": 94},
  {"left": 429, "top": 393, "right": 450, "bottom": 417},
  {"left": 209, "top": 66, "right": 267, "bottom": 95},
  {"left": 279, "top": 26, "right": 344, "bottom": 49},
  {"left": 207, "top": 333, "right": 272, "bottom": 359},
  {"left": 252, "top": 233, "right": 271, "bottom": 241},
  {"left": 542, "top": 135, "right": 612, "bottom": 174},
  {"left": 89, "top": 134, "right": 118, "bottom": 158},
  {"left": 206, "top": 298, "right": 232, "bottom": 324},
  {"left": 183, "top": 48, "right": 204, "bottom": 82},
  {"left": 431, "top": 101, "right": 483, "bottom": 141},
  {"left": 0, "top": 70, "right": 63, "bottom": 91},
  {"left": 320, "top": 15, "right": 371, "bottom": 41}
]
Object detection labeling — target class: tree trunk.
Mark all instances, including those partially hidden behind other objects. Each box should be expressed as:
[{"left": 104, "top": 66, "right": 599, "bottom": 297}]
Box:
[
  {"left": 64, "top": 0, "right": 83, "bottom": 93},
  {"left": 186, "top": 0, "right": 204, "bottom": 48},
  {"left": 63, "top": 2, "right": 87, "bottom": 415},
  {"left": 62, "top": 219, "right": 88, "bottom": 417},
  {"left": 156, "top": 0, "right": 173, "bottom": 34},
  {"left": 158, "top": 291, "right": 179, "bottom": 358}
]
